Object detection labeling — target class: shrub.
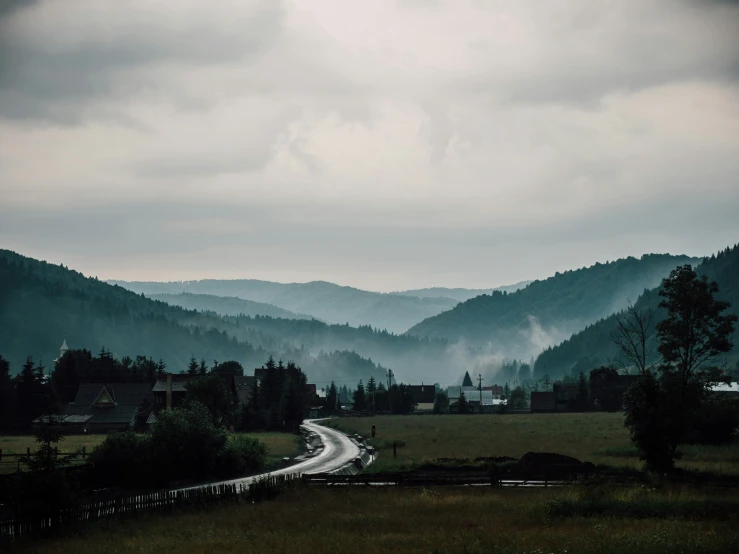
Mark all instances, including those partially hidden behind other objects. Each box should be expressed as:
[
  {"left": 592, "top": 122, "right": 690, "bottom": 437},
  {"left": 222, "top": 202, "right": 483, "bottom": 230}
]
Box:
[
  {"left": 89, "top": 430, "right": 153, "bottom": 488},
  {"left": 217, "top": 436, "right": 268, "bottom": 477},
  {"left": 149, "top": 401, "right": 229, "bottom": 484}
]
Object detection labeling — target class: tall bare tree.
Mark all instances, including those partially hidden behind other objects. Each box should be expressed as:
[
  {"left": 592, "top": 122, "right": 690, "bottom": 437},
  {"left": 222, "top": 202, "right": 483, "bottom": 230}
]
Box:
[{"left": 610, "top": 302, "right": 657, "bottom": 375}]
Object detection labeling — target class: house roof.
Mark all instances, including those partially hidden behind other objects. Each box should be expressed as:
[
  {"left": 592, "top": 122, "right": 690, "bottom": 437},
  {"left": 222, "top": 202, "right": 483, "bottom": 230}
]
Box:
[
  {"left": 146, "top": 412, "right": 158, "bottom": 425},
  {"left": 406, "top": 384, "right": 436, "bottom": 404},
  {"left": 447, "top": 386, "right": 481, "bottom": 399},
  {"left": 483, "top": 385, "right": 503, "bottom": 395},
  {"left": 64, "top": 383, "right": 152, "bottom": 425}
]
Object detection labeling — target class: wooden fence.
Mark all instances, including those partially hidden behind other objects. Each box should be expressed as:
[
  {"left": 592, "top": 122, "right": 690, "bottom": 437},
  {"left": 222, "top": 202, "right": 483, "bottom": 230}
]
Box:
[
  {"left": 0, "top": 473, "right": 299, "bottom": 543},
  {"left": 0, "top": 447, "right": 88, "bottom": 472}
]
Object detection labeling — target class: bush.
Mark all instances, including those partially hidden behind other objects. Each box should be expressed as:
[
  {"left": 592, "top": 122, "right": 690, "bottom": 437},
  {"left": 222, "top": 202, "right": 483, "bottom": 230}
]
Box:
[
  {"left": 89, "top": 430, "right": 154, "bottom": 488},
  {"left": 90, "top": 404, "right": 270, "bottom": 489},
  {"left": 148, "top": 401, "right": 228, "bottom": 484},
  {"left": 217, "top": 436, "right": 268, "bottom": 477}
]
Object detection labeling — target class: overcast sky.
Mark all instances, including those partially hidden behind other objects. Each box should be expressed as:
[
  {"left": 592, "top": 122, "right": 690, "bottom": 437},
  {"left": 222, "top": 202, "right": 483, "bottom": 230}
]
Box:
[{"left": 1, "top": 0, "right": 737, "bottom": 291}]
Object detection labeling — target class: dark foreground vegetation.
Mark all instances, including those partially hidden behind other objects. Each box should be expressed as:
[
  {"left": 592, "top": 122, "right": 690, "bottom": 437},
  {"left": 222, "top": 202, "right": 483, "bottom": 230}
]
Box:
[{"left": 13, "top": 485, "right": 739, "bottom": 554}]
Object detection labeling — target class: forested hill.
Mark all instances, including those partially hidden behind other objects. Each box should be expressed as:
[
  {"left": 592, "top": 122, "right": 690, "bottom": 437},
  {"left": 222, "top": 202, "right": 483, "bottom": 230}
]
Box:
[
  {"left": 149, "top": 293, "right": 316, "bottom": 321},
  {"left": 0, "top": 250, "right": 401, "bottom": 385},
  {"left": 533, "top": 245, "right": 739, "bottom": 379},
  {"left": 407, "top": 254, "right": 700, "bottom": 359},
  {"left": 109, "top": 278, "right": 459, "bottom": 333}
]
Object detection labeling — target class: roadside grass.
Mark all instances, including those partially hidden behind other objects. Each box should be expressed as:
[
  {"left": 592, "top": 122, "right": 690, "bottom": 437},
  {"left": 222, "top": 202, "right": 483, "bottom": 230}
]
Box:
[
  {"left": 0, "top": 433, "right": 301, "bottom": 474},
  {"left": 17, "top": 486, "right": 739, "bottom": 554},
  {"left": 327, "top": 413, "right": 739, "bottom": 475}
]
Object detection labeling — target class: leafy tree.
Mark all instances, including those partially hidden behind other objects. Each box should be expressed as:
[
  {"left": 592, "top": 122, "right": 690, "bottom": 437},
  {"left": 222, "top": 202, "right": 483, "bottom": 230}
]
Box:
[
  {"left": 433, "top": 391, "right": 449, "bottom": 414},
  {"left": 212, "top": 360, "right": 243, "bottom": 376},
  {"left": 184, "top": 375, "right": 235, "bottom": 428},
  {"left": 625, "top": 266, "right": 737, "bottom": 470},
  {"left": 149, "top": 401, "right": 228, "bottom": 483},
  {"left": 508, "top": 387, "right": 527, "bottom": 410},
  {"left": 462, "top": 371, "right": 473, "bottom": 387}
]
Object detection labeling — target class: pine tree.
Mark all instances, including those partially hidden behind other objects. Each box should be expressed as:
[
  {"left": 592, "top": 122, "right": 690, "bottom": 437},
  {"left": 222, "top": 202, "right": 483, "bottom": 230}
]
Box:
[
  {"left": 187, "top": 356, "right": 199, "bottom": 375},
  {"left": 198, "top": 358, "right": 208, "bottom": 375},
  {"left": 353, "top": 380, "right": 367, "bottom": 411},
  {"left": 457, "top": 390, "right": 469, "bottom": 414},
  {"left": 326, "top": 381, "right": 338, "bottom": 414},
  {"left": 462, "top": 371, "right": 473, "bottom": 387}
]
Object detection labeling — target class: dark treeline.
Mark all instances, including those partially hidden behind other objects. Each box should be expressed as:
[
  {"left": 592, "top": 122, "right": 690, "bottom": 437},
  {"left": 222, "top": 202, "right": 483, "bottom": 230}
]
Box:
[
  {"left": 239, "top": 356, "right": 309, "bottom": 433},
  {"left": 535, "top": 245, "right": 739, "bottom": 379}
]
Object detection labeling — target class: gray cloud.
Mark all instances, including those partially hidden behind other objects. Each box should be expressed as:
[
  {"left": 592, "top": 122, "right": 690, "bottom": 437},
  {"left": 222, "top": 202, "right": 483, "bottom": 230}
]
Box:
[
  {"left": 0, "top": 1, "right": 286, "bottom": 123},
  {"left": 0, "top": 0, "right": 737, "bottom": 290}
]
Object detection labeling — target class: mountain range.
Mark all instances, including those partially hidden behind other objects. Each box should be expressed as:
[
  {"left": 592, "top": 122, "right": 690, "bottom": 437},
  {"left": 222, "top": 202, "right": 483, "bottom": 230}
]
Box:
[
  {"left": 407, "top": 254, "right": 700, "bottom": 360},
  {"left": 3, "top": 246, "right": 735, "bottom": 387},
  {"left": 148, "top": 293, "right": 316, "bottom": 321}
]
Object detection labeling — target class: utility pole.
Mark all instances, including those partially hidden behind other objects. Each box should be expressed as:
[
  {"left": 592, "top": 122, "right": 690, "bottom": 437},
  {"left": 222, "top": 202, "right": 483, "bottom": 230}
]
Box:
[
  {"left": 478, "top": 374, "right": 483, "bottom": 414},
  {"left": 387, "top": 369, "right": 393, "bottom": 413}
]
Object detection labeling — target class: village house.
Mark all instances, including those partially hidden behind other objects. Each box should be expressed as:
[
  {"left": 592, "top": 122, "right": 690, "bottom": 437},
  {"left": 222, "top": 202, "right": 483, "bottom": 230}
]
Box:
[
  {"left": 406, "top": 383, "right": 436, "bottom": 412},
  {"left": 530, "top": 391, "right": 556, "bottom": 413},
  {"left": 151, "top": 373, "right": 237, "bottom": 412},
  {"left": 63, "top": 383, "right": 153, "bottom": 433}
]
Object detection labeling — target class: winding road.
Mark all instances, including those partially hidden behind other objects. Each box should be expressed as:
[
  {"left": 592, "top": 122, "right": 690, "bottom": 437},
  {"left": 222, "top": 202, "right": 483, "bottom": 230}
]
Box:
[{"left": 177, "top": 419, "right": 361, "bottom": 492}]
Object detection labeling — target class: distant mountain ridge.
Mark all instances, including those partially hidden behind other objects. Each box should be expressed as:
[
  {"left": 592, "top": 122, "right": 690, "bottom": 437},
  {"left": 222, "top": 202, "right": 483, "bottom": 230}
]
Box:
[
  {"left": 407, "top": 254, "right": 701, "bottom": 360},
  {"left": 396, "top": 281, "right": 532, "bottom": 303},
  {"left": 148, "top": 293, "right": 317, "bottom": 321},
  {"left": 109, "top": 278, "right": 461, "bottom": 333}
]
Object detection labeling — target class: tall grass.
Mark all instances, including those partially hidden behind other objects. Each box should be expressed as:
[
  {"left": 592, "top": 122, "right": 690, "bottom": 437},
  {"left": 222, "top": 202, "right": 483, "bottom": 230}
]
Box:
[
  {"left": 17, "top": 486, "right": 739, "bottom": 554},
  {"left": 328, "top": 413, "right": 739, "bottom": 475}
]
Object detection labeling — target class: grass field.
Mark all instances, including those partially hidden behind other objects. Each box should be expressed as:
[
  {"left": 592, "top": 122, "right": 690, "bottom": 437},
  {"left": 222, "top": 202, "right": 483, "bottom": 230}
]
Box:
[
  {"left": 327, "top": 413, "right": 739, "bottom": 475},
  {"left": 0, "top": 432, "right": 301, "bottom": 474},
  {"left": 17, "top": 486, "right": 739, "bottom": 554}
]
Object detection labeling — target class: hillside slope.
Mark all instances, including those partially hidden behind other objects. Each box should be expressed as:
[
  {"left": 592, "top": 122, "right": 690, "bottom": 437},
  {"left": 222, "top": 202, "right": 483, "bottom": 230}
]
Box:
[
  {"left": 0, "top": 251, "right": 402, "bottom": 385},
  {"left": 148, "top": 293, "right": 316, "bottom": 321},
  {"left": 407, "top": 254, "right": 700, "bottom": 359},
  {"left": 534, "top": 245, "right": 739, "bottom": 378},
  {"left": 109, "top": 279, "right": 459, "bottom": 333}
]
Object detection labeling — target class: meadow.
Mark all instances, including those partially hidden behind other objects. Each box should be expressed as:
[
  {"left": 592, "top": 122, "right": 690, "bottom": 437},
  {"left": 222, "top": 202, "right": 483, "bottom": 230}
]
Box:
[
  {"left": 16, "top": 486, "right": 739, "bottom": 554},
  {"left": 0, "top": 432, "right": 301, "bottom": 474},
  {"left": 327, "top": 413, "right": 739, "bottom": 475}
]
